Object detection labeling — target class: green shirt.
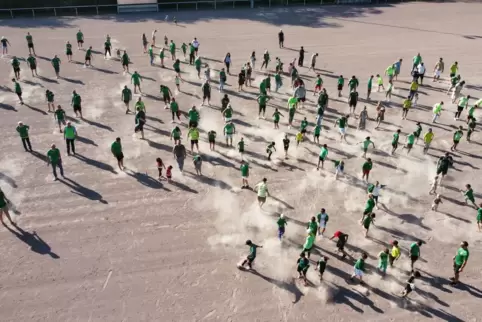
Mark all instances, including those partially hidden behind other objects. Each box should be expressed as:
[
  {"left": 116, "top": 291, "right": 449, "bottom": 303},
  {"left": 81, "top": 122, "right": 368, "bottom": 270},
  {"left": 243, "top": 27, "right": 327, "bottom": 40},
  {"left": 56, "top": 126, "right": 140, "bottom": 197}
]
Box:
[
  {"left": 337, "top": 77, "right": 344, "bottom": 86},
  {"left": 55, "top": 109, "right": 65, "bottom": 121},
  {"left": 362, "top": 161, "right": 372, "bottom": 171},
  {"left": 314, "top": 125, "right": 321, "bottom": 135},
  {"left": 308, "top": 221, "right": 318, "bottom": 235},
  {"left": 256, "top": 182, "right": 268, "bottom": 197},
  {"left": 410, "top": 243, "right": 420, "bottom": 256},
  {"left": 258, "top": 94, "right": 269, "bottom": 105},
  {"left": 27, "top": 56, "right": 36, "bottom": 67},
  {"left": 224, "top": 108, "right": 233, "bottom": 118},
  {"left": 171, "top": 128, "right": 181, "bottom": 139},
  {"left": 288, "top": 97, "right": 297, "bottom": 109},
  {"left": 248, "top": 245, "right": 258, "bottom": 259},
  {"left": 66, "top": 43, "right": 72, "bottom": 53},
  {"left": 354, "top": 258, "right": 365, "bottom": 271},
  {"left": 403, "top": 99, "right": 412, "bottom": 109},
  {"left": 224, "top": 123, "right": 235, "bottom": 135},
  {"left": 208, "top": 130, "right": 216, "bottom": 141},
  {"left": 169, "top": 42, "right": 176, "bottom": 54},
  {"left": 181, "top": 43, "right": 187, "bottom": 53},
  {"left": 363, "top": 140, "right": 373, "bottom": 149},
  {"left": 300, "top": 120, "right": 308, "bottom": 130},
  {"left": 241, "top": 163, "right": 249, "bottom": 176},
  {"left": 161, "top": 86, "right": 170, "bottom": 96},
  {"left": 303, "top": 234, "right": 315, "bottom": 250},
  {"left": 76, "top": 31, "right": 83, "bottom": 41},
  {"left": 363, "top": 215, "right": 373, "bottom": 228},
  {"left": 14, "top": 82, "right": 21, "bottom": 94},
  {"left": 47, "top": 148, "right": 61, "bottom": 164},
  {"left": 16, "top": 125, "right": 29, "bottom": 138},
  {"left": 297, "top": 257, "right": 309, "bottom": 270},
  {"left": 458, "top": 96, "right": 468, "bottom": 108},
  {"left": 367, "top": 77, "right": 373, "bottom": 89},
  {"left": 188, "top": 109, "right": 199, "bottom": 122},
  {"left": 131, "top": 73, "right": 141, "bottom": 84},
  {"left": 273, "top": 111, "right": 281, "bottom": 122},
  {"left": 453, "top": 130, "right": 463, "bottom": 141},
  {"left": 464, "top": 188, "right": 474, "bottom": 201},
  {"left": 170, "top": 101, "right": 179, "bottom": 113},
  {"left": 105, "top": 41, "right": 111, "bottom": 49},
  {"left": 72, "top": 94, "right": 81, "bottom": 106},
  {"left": 85, "top": 49, "right": 92, "bottom": 58},
  {"left": 52, "top": 57, "right": 61, "bottom": 68},
  {"left": 0, "top": 190, "right": 7, "bottom": 208},
  {"left": 111, "top": 141, "right": 122, "bottom": 155},
  {"left": 365, "top": 198, "right": 375, "bottom": 212},
  {"left": 392, "top": 133, "right": 400, "bottom": 144},
  {"left": 379, "top": 252, "right": 388, "bottom": 264},
  {"left": 122, "top": 53, "right": 129, "bottom": 64},
  {"left": 319, "top": 147, "right": 328, "bottom": 159},
  {"left": 316, "top": 78, "right": 322, "bottom": 86},
  {"left": 407, "top": 133, "right": 415, "bottom": 145},
  {"left": 173, "top": 61, "right": 180, "bottom": 71},
  {"left": 415, "top": 125, "right": 422, "bottom": 137},
  {"left": 386, "top": 65, "right": 394, "bottom": 76},
  {"left": 277, "top": 217, "right": 287, "bottom": 228},
  {"left": 188, "top": 128, "right": 200, "bottom": 140},
  {"left": 195, "top": 58, "right": 202, "bottom": 68},
  {"left": 238, "top": 140, "right": 245, "bottom": 152},
  {"left": 46, "top": 91, "right": 54, "bottom": 102},
  {"left": 122, "top": 88, "right": 132, "bottom": 101},
  {"left": 337, "top": 117, "right": 346, "bottom": 128},
  {"left": 26, "top": 34, "right": 33, "bottom": 44},
  {"left": 454, "top": 248, "right": 469, "bottom": 266}
]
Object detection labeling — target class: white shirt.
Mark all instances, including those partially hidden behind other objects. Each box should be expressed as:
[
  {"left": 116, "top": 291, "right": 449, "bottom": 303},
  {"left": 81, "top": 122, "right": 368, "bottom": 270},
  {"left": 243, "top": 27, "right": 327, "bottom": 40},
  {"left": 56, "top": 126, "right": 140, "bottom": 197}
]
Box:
[
  {"left": 372, "top": 186, "right": 381, "bottom": 197},
  {"left": 418, "top": 64, "right": 425, "bottom": 74},
  {"left": 192, "top": 40, "right": 199, "bottom": 48},
  {"left": 311, "top": 54, "right": 317, "bottom": 64},
  {"left": 152, "top": 31, "right": 157, "bottom": 38}
]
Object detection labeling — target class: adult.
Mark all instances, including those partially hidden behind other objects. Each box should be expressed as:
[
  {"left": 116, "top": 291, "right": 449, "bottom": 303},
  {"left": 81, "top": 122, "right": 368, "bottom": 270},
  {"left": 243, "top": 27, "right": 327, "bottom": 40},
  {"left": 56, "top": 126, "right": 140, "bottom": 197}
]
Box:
[
  {"left": 16, "top": 121, "right": 32, "bottom": 152},
  {"left": 451, "top": 241, "right": 469, "bottom": 286},
  {"left": 298, "top": 46, "right": 305, "bottom": 67},
  {"left": 173, "top": 141, "right": 187, "bottom": 173},
  {"left": 255, "top": 178, "right": 269, "bottom": 208},
  {"left": 64, "top": 121, "right": 77, "bottom": 156},
  {"left": 437, "top": 152, "right": 451, "bottom": 180},
  {"left": 46, "top": 144, "right": 64, "bottom": 181},
  {"left": 278, "top": 29, "right": 284, "bottom": 48},
  {"left": 0, "top": 187, "right": 14, "bottom": 225},
  {"left": 111, "top": 137, "right": 124, "bottom": 171}
]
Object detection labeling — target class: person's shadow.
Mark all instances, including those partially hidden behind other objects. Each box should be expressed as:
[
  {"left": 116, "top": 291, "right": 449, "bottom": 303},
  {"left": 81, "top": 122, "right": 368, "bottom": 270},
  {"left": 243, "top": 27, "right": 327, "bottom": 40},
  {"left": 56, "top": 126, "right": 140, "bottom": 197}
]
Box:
[{"left": 3, "top": 223, "right": 59, "bottom": 259}]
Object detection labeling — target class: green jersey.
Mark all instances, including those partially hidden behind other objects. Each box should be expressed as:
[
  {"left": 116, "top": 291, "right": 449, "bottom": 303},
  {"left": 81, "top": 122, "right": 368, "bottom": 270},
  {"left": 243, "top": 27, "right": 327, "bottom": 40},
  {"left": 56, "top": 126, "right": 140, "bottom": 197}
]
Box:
[
  {"left": 224, "top": 107, "right": 233, "bottom": 118},
  {"left": 105, "top": 41, "right": 111, "bottom": 49},
  {"left": 241, "top": 163, "right": 249, "bottom": 177},
  {"left": 169, "top": 42, "right": 176, "bottom": 54},
  {"left": 407, "top": 133, "right": 415, "bottom": 145},
  {"left": 85, "top": 48, "right": 92, "bottom": 58},
  {"left": 258, "top": 94, "right": 269, "bottom": 105},
  {"left": 362, "top": 161, "right": 372, "bottom": 171},
  {"left": 122, "top": 88, "right": 132, "bottom": 101},
  {"left": 46, "top": 91, "right": 54, "bottom": 102},
  {"left": 303, "top": 234, "right": 315, "bottom": 250},
  {"left": 410, "top": 242, "right": 420, "bottom": 256},
  {"left": 76, "top": 31, "right": 83, "bottom": 41},
  {"left": 224, "top": 123, "right": 235, "bottom": 135},
  {"left": 181, "top": 43, "right": 187, "bottom": 53},
  {"left": 464, "top": 188, "right": 475, "bottom": 201},
  {"left": 52, "top": 57, "right": 61, "bottom": 68},
  {"left": 14, "top": 82, "right": 21, "bottom": 94},
  {"left": 367, "top": 77, "right": 373, "bottom": 89},
  {"left": 16, "top": 125, "right": 29, "bottom": 138},
  {"left": 47, "top": 148, "right": 61, "bottom": 164},
  {"left": 273, "top": 111, "right": 281, "bottom": 122},
  {"left": 122, "top": 53, "right": 129, "bottom": 65},
  {"left": 300, "top": 120, "right": 308, "bottom": 130},
  {"left": 27, "top": 56, "right": 36, "bottom": 68},
  {"left": 453, "top": 130, "right": 463, "bottom": 141},
  {"left": 26, "top": 34, "right": 33, "bottom": 44},
  {"left": 170, "top": 101, "right": 179, "bottom": 113},
  {"left": 362, "top": 215, "right": 373, "bottom": 228},
  {"left": 248, "top": 244, "right": 259, "bottom": 259},
  {"left": 354, "top": 258, "right": 365, "bottom": 271},
  {"left": 415, "top": 124, "right": 422, "bottom": 137},
  {"left": 365, "top": 198, "right": 375, "bottom": 212},
  {"left": 379, "top": 252, "right": 388, "bottom": 264},
  {"left": 208, "top": 130, "right": 216, "bottom": 141},
  {"left": 297, "top": 257, "right": 309, "bottom": 270},
  {"left": 111, "top": 141, "right": 122, "bottom": 155},
  {"left": 314, "top": 125, "right": 321, "bottom": 136},
  {"left": 454, "top": 247, "right": 469, "bottom": 266},
  {"left": 337, "top": 117, "right": 347, "bottom": 128},
  {"left": 188, "top": 109, "right": 199, "bottom": 122},
  {"left": 72, "top": 94, "right": 81, "bottom": 106},
  {"left": 55, "top": 109, "right": 65, "bottom": 121},
  {"left": 337, "top": 77, "right": 344, "bottom": 86},
  {"left": 131, "top": 73, "right": 141, "bottom": 85},
  {"left": 315, "top": 77, "right": 322, "bottom": 86},
  {"left": 171, "top": 128, "right": 181, "bottom": 139},
  {"left": 392, "top": 133, "right": 400, "bottom": 144},
  {"left": 194, "top": 58, "right": 202, "bottom": 68},
  {"left": 237, "top": 140, "right": 245, "bottom": 152},
  {"left": 319, "top": 147, "right": 328, "bottom": 159}
]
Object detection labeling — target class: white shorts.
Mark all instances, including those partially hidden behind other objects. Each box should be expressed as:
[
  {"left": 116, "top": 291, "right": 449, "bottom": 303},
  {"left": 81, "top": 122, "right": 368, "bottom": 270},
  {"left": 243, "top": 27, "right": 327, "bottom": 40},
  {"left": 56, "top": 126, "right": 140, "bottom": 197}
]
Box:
[
  {"left": 225, "top": 117, "right": 232, "bottom": 122},
  {"left": 241, "top": 175, "right": 248, "bottom": 179},
  {"left": 339, "top": 128, "right": 346, "bottom": 135},
  {"left": 434, "top": 70, "right": 441, "bottom": 77},
  {"left": 225, "top": 134, "right": 233, "bottom": 139},
  {"left": 354, "top": 269, "right": 363, "bottom": 278},
  {"left": 319, "top": 221, "right": 327, "bottom": 228}
]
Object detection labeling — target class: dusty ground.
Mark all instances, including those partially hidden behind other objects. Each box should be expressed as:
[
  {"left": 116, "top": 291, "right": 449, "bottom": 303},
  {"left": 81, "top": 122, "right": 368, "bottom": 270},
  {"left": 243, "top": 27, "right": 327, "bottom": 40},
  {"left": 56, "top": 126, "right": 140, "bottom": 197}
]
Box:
[{"left": 1, "top": 2, "right": 482, "bottom": 321}]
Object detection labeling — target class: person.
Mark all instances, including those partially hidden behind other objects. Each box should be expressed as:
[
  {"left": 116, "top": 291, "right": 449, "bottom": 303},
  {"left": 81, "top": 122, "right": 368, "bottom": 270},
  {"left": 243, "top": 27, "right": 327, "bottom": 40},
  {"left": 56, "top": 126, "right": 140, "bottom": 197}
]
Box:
[
  {"left": 273, "top": 108, "right": 284, "bottom": 130},
  {"left": 350, "top": 253, "right": 368, "bottom": 284},
  {"left": 330, "top": 230, "right": 349, "bottom": 259},
  {"left": 238, "top": 240, "right": 262, "bottom": 270},
  {"left": 240, "top": 160, "right": 249, "bottom": 189},
  {"left": 65, "top": 41, "right": 73, "bottom": 62},
  {"left": 302, "top": 231, "right": 315, "bottom": 259},
  {"left": 431, "top": 194, "right": 443, "bottom": 211},
  {"left": 170, "top": 126, "right": 182, "bottom": 145},
  {"left": 156, "top": 157, "right": 166, "bottom": 180},
  {"left": 378, "top": 248, "right": 389, "bottom": 275},
  {"left": 192, "top": 37, "right": 200, "bottom": 56},
  {"left": 358, "top": 106, "right": 368, "bottom": 130},
  {"left": 142, "top": 33, "right": 148, "bottom": 53},
  {"left": 134, "top": 106, "right": 146, "bottom": 139},
  {"left": 467, "top": 103, "right": 478, "bottom": 124},
  {"left": 447, "top": 74, "right": 461, "bottom": 95},
  {"left": 402, "top": 132, "right": 416, "bottom": 154},
  {"left": 417, "top": 62, "right": 426, "bottom": 85},
  {"left": 169, "top": 40, "right": 176, "bottom": 60},
  {"left": 121, "top": 50, "right": 130, "bottom": 73},
  {"left": 223, "top": 121, "right": 236, "bottom": 147},
  {"left": 367, "top": 75, "right": 374, "bottom": 100},
  {"left": 449, "top": 61, "right": 458, "bottom": 78},
  {"left": 334, "top": 115, "right": 349, "bottom": 143},
  {"left": 299, "top": 117, "right": 308, "bottom": 140},
  {"left": 450, "top": 241, "right": 469, "bottom": 286},
  {"left": 173, "top": 141, "right": 187, "bottom": 173},
  {"left": 104, "top": 36, "right": 112, "bottom": 59},
  {"left": 451, "top": 126, "right": 464, "bottom": 151},
  {"left": 266, "top": 142, "right": 276, "bottom": 161},
  {"left": 317, "top": 256, "right": 328, "bottom": 281},
  {"left": 160, "top": 84, "right": 173, "bottom": 109},
  {"left": 218, "top": 67, "right": 227, "bottom": 92},
  {"left": 413, "top": 122, "right": 422, "bottom": 143},
  {"left": 261, "top": 50, "right": 270, "bottom": 70},
  {"left": 362, "top": 213, "right": 375, "bottom": 237},
  {"left": 166, "top": 165, "right": 173, "bottom": 183},
  {"left": 337, "top": 75, "right": 344, "bottom": 97},
  {"left": 237, "top": 70, "right": 246, "bottom": 91},
  {"left": 298, "top": 46, "right": 305, "bottom": 67},
  {"left": 287, "top": 96, "right": 298, "bottom": 128},
  {"left": 110, "top": 137, "right": 124, "bottom": 171},
  {"left": 412, "top": 52, "right": 422, "bottom": 70},
  {"left": 1, "top": 36, "right": 11, "bottom": 56},
  {"left": 10, "top": 56, "right": 23, "bottom": 81},
  {"left": 201, "top": 81, "right": 211, "bottom": 106},
  {"left": 26, "top": 54, "right": 38, "bottom": 77},
  {"left": 361, "top": 158, "right": 373, "bottom": 182},
  {"left": 223, "top": 52, "right": 231, "bottom": 75},
  {"left": 295, "top": 131, "right": 303, "bottom": 147},
  {"left": 307, "top": 216, "right": 318, "bottom": 236},
  {"left": 76, "top": 29, "right": 84, "bottom": 49},
  {"left": 467, "top": 116, "right": 476, "bottom": 142},
  {"left": 297, "top": 252, "right": 310, "bottom": 285},
  {"left": 317, "top": 208, "right": 329, "bottom": 236},
  {"left": 257, "top": 93, "right": 270, "bottom": 119},
  {"left": 455, "top": 95, "right": 470, "bottom": 120},
  {"left": 391, "top": 129, "right": 401, "bottom": 155},
  {"left": 409, "top": 240, "right": 423, "bottom": 272},
  {"left": 360, "top": 137, "right": 375, "bottom": 159},
  {"left": 367, "top": 181, "right": 383, "bottom": 208},
  {"left": 151, "top": 29, "right": 157, "bottom": 47},
  {"left": 360, "top": 194, "right": 376, "bottom": 223},
  {"left": 47, "top": 144, "right": 64, "bottom": 181},
  {"left": 376, "top": 74, "right": 384, "bottom": 92},
  {"left": 64, "top": 121, "right": 77, "bottom": 156},
  {"left": 193, "top": 154, "right": 202, "bottom": 176},
  {"left": 429, "top": 176, "right": 439, "bottom": 195},
  {"left": 385, "top": 64, "right": 395, "bottom": 82},
  {"left": 135, "top": 97, "right": 146, "bottom": 114},
  {"left": 389, "top": 240, "right": 401, "bottom": 267},
  {"left": 282, "top": 134, "right": 290, "bottom": 159},
  {"left": 317, "top": 144, "right": 328, "bottom": 170},
  {"left": 309, "top": 53, "right": 318, "bottom": 71},
  {"left": 0, "top": 187, "right": 14, "bottom": 225},
  {"left": 53, "top": 105, "right": 66, "bottom": 133},
  {"left": 423, "top": 128, "right": 434, "bottom": 154},
  {"left": 121, "top": 85, "right": 132, "bottom": 114},
  {"left": 433, "top": 57, "right": 444, "bottom": 81},
  {"left": 277, "top": 213, "right": 287, "bottom": 240},
  {"left": 237, "top": 137, "right": 245, "bottom": 159},
  {"left": 278, "top": 29, "right": 284, "bottom": 48},
  {"left": 255, "top": 178, "right": 269, "bottom": 208},
  {"left": 477, "top": 203, "right": 482, "bottom": 232},
  {"left": 158, "top": 47, "right": 166, "bottom": 68},
  {"left": 348, "top": 89, "right": 359, "bottom": 115},
  {"left": 461, "top": 184, "right": 477, "bottom": 208},
  {"left": 401, "top": 271, "right": 421, "bottom": 298},
  {"left": 274, "top": 70, "right": 282, "bottom": 93},
  {"left": 16, "top": 121, "right": 32, "bottom": 152},
  {"left": 395, "top": 58, "right": 403, "bottom": 79},
  {"left": 84, "top": 46, "right": 93, "bottom": 67},
  {"left": 71, "top": 90, "right": 82, "bottom": 118},
  {"left": 207, "top": 130, "right": 216, "bottom": 151},
  {"left": 451, "top": 80, "right": 465, "bottom": 103},
  {"left": 220, "top": 94, "right": 230, "bottom": 114},
  {"left": 436, "top": 152, "right": 451, "bottom": 180},
  {"left": 131, "top": 71, "right": 142, "bottom": 94},
  {"left": 50, "top": 54, "right": 61, "bottom": 79},
  {"left": 332, "top": 160, "right": 345, "bottom": 180},
  {"left": 12, "top": 78, "right": 23, "bottom": 105},
  {"left": 187, "top": 126, "right": 200, "bottom": 153},
  {"left": 375, "top": 102, "right": 385, "bottom": 129}
]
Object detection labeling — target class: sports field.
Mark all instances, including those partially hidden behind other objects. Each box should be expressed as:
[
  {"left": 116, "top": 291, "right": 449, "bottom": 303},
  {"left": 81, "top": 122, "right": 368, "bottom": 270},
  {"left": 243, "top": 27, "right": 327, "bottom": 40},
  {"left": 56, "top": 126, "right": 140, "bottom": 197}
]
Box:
[{"left": 1, "top": 2, "right": 482, "bottom": 321}]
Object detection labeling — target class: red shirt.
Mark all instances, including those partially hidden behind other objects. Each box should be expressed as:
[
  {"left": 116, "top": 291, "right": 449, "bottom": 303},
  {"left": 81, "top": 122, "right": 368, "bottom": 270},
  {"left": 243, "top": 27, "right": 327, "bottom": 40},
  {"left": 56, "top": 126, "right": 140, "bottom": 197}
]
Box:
[{"left": 332, "top": 231, "right": 342, "bottom": 239}]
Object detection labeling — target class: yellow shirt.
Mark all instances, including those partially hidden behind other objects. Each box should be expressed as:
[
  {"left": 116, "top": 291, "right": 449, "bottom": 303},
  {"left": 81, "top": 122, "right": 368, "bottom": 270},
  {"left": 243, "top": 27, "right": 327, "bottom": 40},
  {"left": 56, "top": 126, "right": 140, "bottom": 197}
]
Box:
[
  {"left": 410, "top": 82, "right": 419, "bottom": 91},
  {"left": 424, "top": 132, "right": 434, "bottom": 143},
  {"left": 295, "top": 132, "right": 303, "bottom": 142},
  {"left": 391, "top": 246, "right": 400, "bottom": 258}
]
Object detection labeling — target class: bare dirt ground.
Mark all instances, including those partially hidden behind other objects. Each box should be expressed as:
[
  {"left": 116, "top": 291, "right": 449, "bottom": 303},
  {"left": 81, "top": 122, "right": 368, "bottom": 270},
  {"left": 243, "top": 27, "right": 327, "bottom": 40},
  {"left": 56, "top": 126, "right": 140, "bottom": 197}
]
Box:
[{"left": 1, "top": 2, "right": 482, "bottom": 321}]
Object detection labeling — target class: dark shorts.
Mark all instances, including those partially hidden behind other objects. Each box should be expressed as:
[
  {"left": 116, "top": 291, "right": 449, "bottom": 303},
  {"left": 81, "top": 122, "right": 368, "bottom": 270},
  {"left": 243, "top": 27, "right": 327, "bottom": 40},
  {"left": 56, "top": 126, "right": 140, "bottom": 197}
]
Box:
[
  {"left": 174, "top": 67, "right": 180, "bottom": 73},
  {"left": 336, "top": 240, "right": 345, "bottom": 250},
  {"left": 135, "top": 123, "right": 144, "bottom": 132},
  {"left": 54, "top": 66, "right": 60, "bottom": 73},
  {"left": 303, "top": 246, "right": 312, "bottom": 253},
  {"left": 203, "top": 93, "right": 211, "bottom": 100},
  {"left": 13, "top": 67, "right": 20, "bottom": 72},
  {"left": 57, "top": 119, "right": 66, "bottom": 126},
  {"left": 30, "top": 65, "right": 36, "bottom": 70},
  {"left": 436, "top": 168, "right": 448, "bottom": 175},
  {"left": 363, "top": 209, "right": 371, "bottom": 215},
  {"left": 123, "top": 99, "right": 130, "bottom": 105},
  {"left": 122, "top": 63, "right": 128, "bottom": 67},
  {"left": 349, "top": 101, "right": 357, "bottom": 108},
  {"left": 278, "top": 227, "right": 285, "bottom": 234},
  {"left": 191, "top": 139, "right": 199, "bottom": 145},
  {"left": 453, "top": 139, "right": 460, "bottom": 144},
  {"left": 363, "top": 169, "right": 370, "bottom": 175},
  {"left": 28, "top": 43, "right": 34, "bottom": 48},
  {"left": 16, "top": 92, "right": 22, "bottom": 98},
  {"left": 208, "top": 139, "right": 215, "bottom": 144},
  {"left": 337, "top": 84, "right": 343, "bottom": 91},
  {"left": 407, "top": 143, "right": 413, "bottom": 148},
  {"left": 259, "top": 104, "right": 266, "bottom": 112},
  {"left": 392, "top": 142, "right": 398, "bottom": 148},
  {"left": 194, "top": 47, "right": 199, "bottom": 53},
  {"left": 85, "top": 57, "right": 91, "bottom": 61},
  {"left": 283, "top": 145, "right": 289, "bottom": 151},
  {"left": 410, "top": 255, "right": 419, "bottom": 263},
  {"left": 319, "top": 156, "right": 325, "bottom": 161},
  {"left": 405, "top": 283, "right": 413, "bottom": 294},
  {"left": 297, "top": 267, "right": 308, "bottom": 274},
  {"left": 66, "top": 50, "right": 72, "bottom": 55},
  {"left": 258, "top": 196, "right": 266, "bottom": 203},
  {"left": 314, "top": 134, "right": 320, "bottom": 138},
  {"left": 73, "top": 104, "right": 81, "bottom": 112},
  {"left": 115, "top": 152, "right": 124, "bottom": 161},
  {"left": 450, "top": 72, "right": 455, "bottom": 78},
  {"left": 457, "top": 106, "right": 464, "bottom": 112},
  {"left": 453, "top": 263, "right": 462, "bottom": 273},
  {"left": 163, "top": 94, "right": 170, "bottom": 103},
  {"left": 78, "top": 39, "right": 84, "bottom": 44},
  {"left": 301, "top": 129, "right": 307, "bottom": 134}
]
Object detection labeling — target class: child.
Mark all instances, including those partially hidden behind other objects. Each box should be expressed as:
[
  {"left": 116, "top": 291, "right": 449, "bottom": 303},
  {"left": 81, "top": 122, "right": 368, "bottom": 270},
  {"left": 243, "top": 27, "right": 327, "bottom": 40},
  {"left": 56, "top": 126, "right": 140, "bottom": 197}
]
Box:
[
  {"left": 389, "top": 240, "right": 401, "bottom": 267},
  {"left": 238, "top": 240, "right": 262, "bottom": 270},
  {"left": 237, "top": 138, "right": 245, "bottom": 159},
  {"left": 313, "top": 125, "right": 321, "bottom": 144},
  {"left": 297, "top": 252, "right": 310, "bottom": 286},
  {"left": 193, "top": 154, "right": 202, "bottom": 176},
  {"left": 208, "top": 130, "right": 216, "bottom": 151},
  {"left": 376, "top": 74, "right": 385, "bottom": 92},
  {"left": 362, "top": 213, "right": 376, "bottom": 238},
  {"left": 429, "top": 175, "right": 439, "bottom": 195},
  {"left": 302, "top": 231, "right": 315, "bottom": 259},
  {"left": 116, "top": 49, "right": 121, "bottom": 59},
  {"left": 477, "top": 203, "right": 482, "bottom": 232},
  {"left": 332, "top": 160, "right": 345, "bottom": 180},
  {"left": 330, "top": 231, "right": 349, "bottom": 259},
  {"left": 386, "top": 80, "right": 393, "bottom": 101},
  {"left": 317, "top": 208, "right": 329, "bottom": 236},
  {"left": 314, "top": 74, "right": 323, "bottom": 95},
  {"left": 462, "top": 184, "right": 477, "bottom": 208},
  {"left": 412, "top": 92, "right": 419, "bottom": 107},
  {"left": 401, "top": 271, "right": 421, "bottom": 298},
  {"left": 266, "top": 142, "right": 276, "bottom": 160},
  {"left": 295, "top": 131, "right": 303, "bottom": 147},
  {"left": 156, "top": 157, "right": 166, "bottom": 180},
  {"left": 378, "top": 248, "right": 389, "bottom": 276},
  {"left": 317, "top": 256, "right": 329, "bottom": 281},
  {"left": 350, "top": 253, "right": 368, "bottom": 284},
  {"left": 283, "top": 135, "right": 290, "bottom": 159},
  {"left": 166, "top": 165, "right": 173, "bottom": 183},
  {"left": 431, "top": 194, "right": 443, "bottom": 211},
  {"left": 277, "top": 213, "right": 287, "bottom": 240},
  {"left": 175, "top": 75, "right": 182, "bottom": 92},
  {"left": 273, "top": 108, "right": 283, "bottom": 129}
]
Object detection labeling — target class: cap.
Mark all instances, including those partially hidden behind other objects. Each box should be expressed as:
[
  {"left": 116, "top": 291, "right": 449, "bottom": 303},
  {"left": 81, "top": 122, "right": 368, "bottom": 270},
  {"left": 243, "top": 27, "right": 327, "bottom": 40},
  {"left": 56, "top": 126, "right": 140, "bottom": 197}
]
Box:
[{"left": 333, "top": 231, "right": 342, "bottom": 238}]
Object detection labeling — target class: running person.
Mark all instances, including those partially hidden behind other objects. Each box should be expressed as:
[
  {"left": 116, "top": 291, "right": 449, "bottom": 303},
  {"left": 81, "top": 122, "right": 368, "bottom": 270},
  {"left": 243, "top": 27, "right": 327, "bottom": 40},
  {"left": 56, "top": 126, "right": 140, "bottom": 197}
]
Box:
[
  {"left": 238, "top": 240, "right": 262, "bottom": 270},
  {"left": 121, "top": 85, "right": 132, "bottom": 114}
]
